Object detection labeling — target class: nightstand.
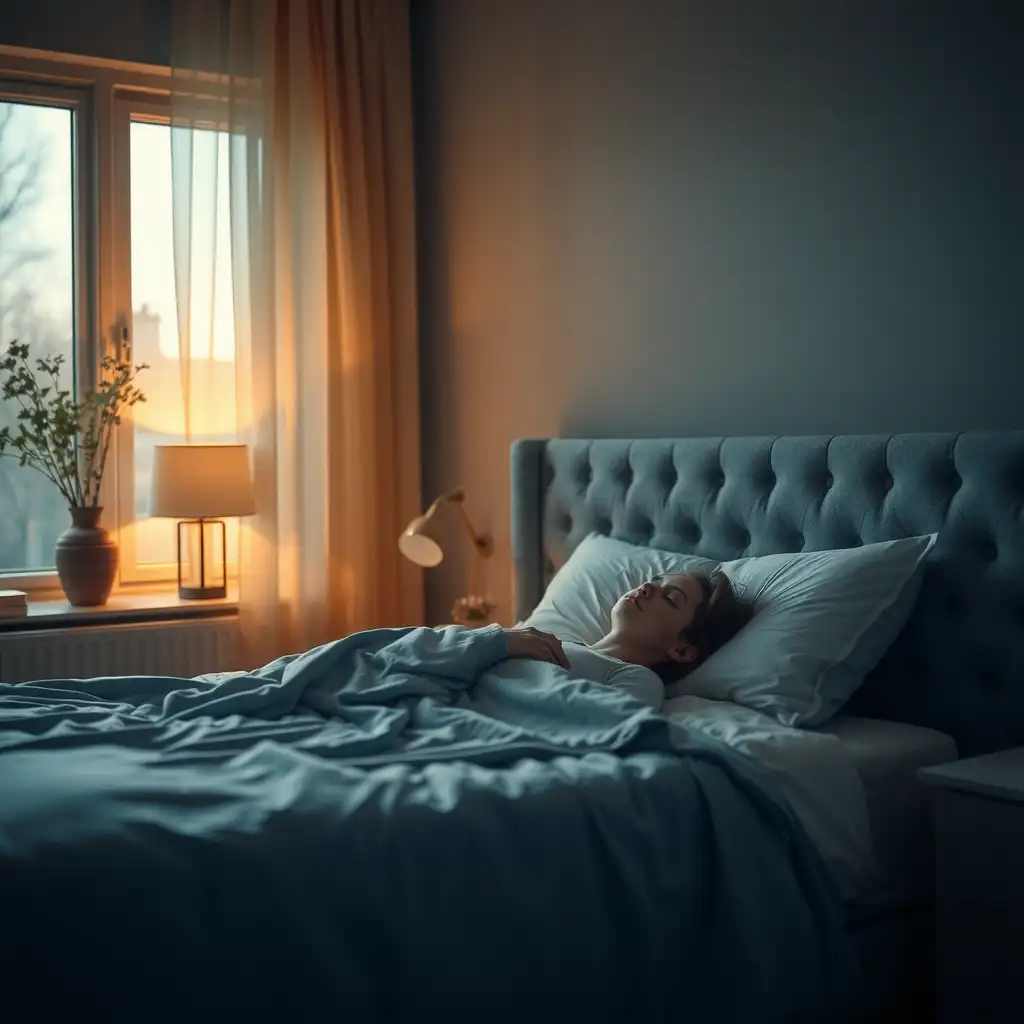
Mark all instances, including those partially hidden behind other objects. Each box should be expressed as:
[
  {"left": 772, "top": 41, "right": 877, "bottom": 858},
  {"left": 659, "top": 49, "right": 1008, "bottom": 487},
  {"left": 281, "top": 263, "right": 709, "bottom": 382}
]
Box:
[{"left": 919, "top": 748, "right": 1024, "bottom": 1024}]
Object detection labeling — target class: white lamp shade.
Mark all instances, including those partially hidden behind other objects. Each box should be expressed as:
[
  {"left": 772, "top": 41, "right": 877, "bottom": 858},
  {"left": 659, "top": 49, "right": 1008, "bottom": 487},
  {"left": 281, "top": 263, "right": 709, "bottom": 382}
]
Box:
[
  {"left": 398, "top": 529, "right": 444, "bottom": 568},
  {"left": 150, "top": 444, "right": 255, "bottom": 519}
]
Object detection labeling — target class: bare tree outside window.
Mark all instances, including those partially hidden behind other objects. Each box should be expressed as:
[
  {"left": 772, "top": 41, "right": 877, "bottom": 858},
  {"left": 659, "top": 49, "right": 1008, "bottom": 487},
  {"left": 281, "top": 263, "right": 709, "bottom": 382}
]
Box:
[{"left": 0, "top": 101, "right": 75, "bottom": 573}]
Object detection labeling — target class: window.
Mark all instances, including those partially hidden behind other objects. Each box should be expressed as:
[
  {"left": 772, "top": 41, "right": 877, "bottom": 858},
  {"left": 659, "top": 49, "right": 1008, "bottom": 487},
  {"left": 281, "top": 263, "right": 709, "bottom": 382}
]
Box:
[
  {"left": 118, "top": 116, "right": 239, "bottom": 578},
  {"left": 0, "top": 91, "right": 82, "bottom": 577},
  {"left": 0, "top": 51, "right": 239, "bottom": 592}
]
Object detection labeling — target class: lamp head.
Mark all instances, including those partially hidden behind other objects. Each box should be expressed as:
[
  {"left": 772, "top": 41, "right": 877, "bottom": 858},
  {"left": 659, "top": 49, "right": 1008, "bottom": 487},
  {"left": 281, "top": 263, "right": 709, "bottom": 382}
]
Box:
[
  {"left": 398, "top": 512, "right": 445, "bottom": 568},
  {"left": 150, "top": 443, "right": 255, "bottom": 519},
  {"left": 397, "top": 489, "right": 493, "bottom": 569}
]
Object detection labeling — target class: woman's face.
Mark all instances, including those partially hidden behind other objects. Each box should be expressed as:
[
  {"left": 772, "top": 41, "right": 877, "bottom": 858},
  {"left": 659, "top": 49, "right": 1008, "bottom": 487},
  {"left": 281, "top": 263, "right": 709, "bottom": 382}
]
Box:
[{"left": 609, "top": 573, "right": 706, "bottom": 659}]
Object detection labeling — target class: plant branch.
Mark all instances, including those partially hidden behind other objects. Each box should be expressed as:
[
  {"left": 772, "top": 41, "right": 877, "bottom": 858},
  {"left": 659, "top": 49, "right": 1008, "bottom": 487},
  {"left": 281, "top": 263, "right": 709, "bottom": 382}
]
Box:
[
  {"left": 0, "top": 448, "right": 72, "bottom": 501},
  {"left": 4, "top": 381, "right": 76, "bottom": 504},
  {"left": 42, "top": 358, "right": 81, "bottom": 501},
  {"left": 0, "top": 340, "right": 147, "bottom": 511},
  {"left": 93, "top": 415, "right": 115, "bottom": 507},
  {"left": 31, "top": 367, "right": 78, "bottom": 504}
]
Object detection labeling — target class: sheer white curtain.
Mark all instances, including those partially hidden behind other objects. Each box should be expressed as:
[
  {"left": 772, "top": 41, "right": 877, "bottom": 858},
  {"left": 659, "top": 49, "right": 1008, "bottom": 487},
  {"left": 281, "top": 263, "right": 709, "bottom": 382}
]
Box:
[
  {"left": 169, "top": 0, "right": 423, "bottom": 664},
  {"left": 169, "top": 126, "right": 236, "bottom": 442}
]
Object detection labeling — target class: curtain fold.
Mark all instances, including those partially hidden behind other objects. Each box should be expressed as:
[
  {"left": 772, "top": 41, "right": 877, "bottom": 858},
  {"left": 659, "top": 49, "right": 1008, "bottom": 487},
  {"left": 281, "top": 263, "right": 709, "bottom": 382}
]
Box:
[
  {"left": 169, "top": 125, "right": 225, "bottom": 441},
  {"left": 170, "top": 0, "right": 423, "bottom": 663}
]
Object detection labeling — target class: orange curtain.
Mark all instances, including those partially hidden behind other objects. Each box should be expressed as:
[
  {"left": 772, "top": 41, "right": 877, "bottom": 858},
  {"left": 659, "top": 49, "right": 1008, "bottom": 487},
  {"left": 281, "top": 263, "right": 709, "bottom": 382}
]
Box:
[{"left": 171, "top": 0, "right": 423, "bottom": 663}]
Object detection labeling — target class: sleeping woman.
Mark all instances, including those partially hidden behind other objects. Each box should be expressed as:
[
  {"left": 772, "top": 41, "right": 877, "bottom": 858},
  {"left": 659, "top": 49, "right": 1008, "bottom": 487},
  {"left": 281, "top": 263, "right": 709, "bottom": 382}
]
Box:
[{"left": 505, "top": 572, "right": 751, "bottom": 710}]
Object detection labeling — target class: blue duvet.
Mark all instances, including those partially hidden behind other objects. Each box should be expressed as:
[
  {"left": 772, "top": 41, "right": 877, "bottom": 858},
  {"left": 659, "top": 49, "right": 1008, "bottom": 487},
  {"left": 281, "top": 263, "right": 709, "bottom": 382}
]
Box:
[{"left": 0, "top": 625, "right": 857, "bottom": 1022}]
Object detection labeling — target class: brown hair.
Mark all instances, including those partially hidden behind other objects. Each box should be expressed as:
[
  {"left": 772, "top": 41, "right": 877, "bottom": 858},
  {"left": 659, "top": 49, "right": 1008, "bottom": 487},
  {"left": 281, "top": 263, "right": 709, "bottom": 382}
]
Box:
[{"left": 654, "top": 571, "right": 752, "bottom": 684}]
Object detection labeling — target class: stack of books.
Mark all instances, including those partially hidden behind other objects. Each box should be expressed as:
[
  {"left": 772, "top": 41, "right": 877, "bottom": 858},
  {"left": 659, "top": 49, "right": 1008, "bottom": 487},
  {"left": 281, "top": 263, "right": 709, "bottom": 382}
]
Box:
[{"left": 0, "top": 590, "right": 28, "bottom": 619}]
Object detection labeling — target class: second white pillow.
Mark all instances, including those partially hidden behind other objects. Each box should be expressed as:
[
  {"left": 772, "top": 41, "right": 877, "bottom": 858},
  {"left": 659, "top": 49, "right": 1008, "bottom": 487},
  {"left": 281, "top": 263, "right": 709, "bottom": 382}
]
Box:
[{"left": 676, "top": 534, "right": 936, "bottom": 726}]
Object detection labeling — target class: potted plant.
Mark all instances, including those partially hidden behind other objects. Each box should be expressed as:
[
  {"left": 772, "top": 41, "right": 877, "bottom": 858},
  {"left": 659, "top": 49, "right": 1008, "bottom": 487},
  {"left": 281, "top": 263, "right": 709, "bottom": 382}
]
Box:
[
  {"left": 450, "top": 594, "right": 497, "bottom": 628},
  {"left": 0, "top": 340, "right": 147, "bottom": 606}
]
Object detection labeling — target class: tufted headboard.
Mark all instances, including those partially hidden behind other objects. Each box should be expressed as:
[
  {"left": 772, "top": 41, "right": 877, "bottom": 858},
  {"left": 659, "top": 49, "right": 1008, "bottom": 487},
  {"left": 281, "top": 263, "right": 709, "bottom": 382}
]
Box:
[{"left": 511, "top": 433, "right": 1024, "bottom": 756}]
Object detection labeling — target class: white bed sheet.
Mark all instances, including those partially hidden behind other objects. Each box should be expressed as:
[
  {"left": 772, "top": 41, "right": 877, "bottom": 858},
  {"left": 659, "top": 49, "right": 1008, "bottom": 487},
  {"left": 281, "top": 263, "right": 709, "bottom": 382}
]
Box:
[
  {"left": 664, "top": 695, "right": 878, "bottom": 902},
  {"left": 818, "top": 714, "right": 957, "bottom": 913},
  {"left": 663, "top": 697, "right": 958, "bottom": 907}
]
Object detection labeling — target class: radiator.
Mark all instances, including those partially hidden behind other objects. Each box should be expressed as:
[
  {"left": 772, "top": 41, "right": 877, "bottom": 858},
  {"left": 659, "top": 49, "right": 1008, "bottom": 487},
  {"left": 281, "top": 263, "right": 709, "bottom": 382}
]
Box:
[{"left": 0, "top": 616, "right": 243, "bottom": 683}]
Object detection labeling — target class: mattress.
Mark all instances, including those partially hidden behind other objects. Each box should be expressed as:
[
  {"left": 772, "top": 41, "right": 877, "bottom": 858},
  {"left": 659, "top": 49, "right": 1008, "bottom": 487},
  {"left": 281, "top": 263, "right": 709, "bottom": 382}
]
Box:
[
  {"left": 664, "top": 695, "right": 876, "bottom": 901},
  {"left": 664, "top": 697, "right": 957, "bottom": 909},
  {"left": 819, "top": 715, "right": 957, "bottom": 918}
]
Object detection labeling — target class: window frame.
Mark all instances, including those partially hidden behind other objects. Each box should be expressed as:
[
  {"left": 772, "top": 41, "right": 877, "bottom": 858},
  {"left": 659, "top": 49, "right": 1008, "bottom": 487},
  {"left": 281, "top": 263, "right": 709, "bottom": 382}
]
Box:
[
  {"left": 111, "top": 93, "right": 176, "bottom": 585},
  {"left": 0, "top": 47, "right": 242, "bottom": 595}
]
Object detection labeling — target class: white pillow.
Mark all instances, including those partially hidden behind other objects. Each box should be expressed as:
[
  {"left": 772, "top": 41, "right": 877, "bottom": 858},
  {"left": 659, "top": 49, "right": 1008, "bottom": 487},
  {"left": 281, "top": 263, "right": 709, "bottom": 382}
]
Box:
[
  {"left": 522, "top": 533, "right": 719, "bottom": 645},
  {"left": 676, "top": 535, "right": 936, "bottom": 727}
]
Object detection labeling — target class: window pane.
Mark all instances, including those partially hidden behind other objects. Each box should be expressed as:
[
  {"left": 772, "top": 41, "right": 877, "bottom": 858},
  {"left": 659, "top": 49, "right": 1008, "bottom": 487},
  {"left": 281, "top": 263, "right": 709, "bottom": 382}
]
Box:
[
  {"left": 0, "top": 100, "right": 75, "bottom": 574},
  {"left": 129, "top": 121, "right": 238, "bottom": 567}
]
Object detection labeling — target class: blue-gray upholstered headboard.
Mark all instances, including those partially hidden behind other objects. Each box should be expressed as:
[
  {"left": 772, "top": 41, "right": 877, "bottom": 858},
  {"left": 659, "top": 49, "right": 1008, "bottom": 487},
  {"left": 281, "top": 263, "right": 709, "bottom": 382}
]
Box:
[{"left": 511, "top": 433, "right": 1024, "bottom": 756}]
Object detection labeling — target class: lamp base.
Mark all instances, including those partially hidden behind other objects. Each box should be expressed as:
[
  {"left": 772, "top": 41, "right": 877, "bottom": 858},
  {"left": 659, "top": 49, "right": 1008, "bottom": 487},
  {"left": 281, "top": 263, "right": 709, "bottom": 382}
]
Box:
[
  {"left": 176, "top": 518, "right": 228, "bottom": 601},
  {"left": 178, "top": 583, "right": 228, "bottom": 601}
]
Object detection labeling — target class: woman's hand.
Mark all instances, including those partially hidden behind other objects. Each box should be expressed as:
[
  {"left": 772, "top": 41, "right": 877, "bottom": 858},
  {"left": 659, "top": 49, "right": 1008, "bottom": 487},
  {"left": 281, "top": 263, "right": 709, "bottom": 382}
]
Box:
[{"left": 502, "top": 627, "right": 570, "bottom": 669}]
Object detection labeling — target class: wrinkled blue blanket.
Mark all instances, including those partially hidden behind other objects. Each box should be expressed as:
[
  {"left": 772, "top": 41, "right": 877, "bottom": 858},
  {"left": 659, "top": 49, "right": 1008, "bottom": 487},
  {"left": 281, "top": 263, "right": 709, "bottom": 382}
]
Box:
[{"left": 0, "top": 625, "right": 857, "bottom": 1022}]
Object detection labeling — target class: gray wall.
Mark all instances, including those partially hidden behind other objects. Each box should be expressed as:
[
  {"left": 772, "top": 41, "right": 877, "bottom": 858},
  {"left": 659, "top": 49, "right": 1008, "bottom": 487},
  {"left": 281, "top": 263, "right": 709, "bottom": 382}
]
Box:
[
  {"left": 413, "top": 0, "right": 1024, "bottom": 623},
  {"left": 0, "top": 1, "right": 170, "bottom": 66}
]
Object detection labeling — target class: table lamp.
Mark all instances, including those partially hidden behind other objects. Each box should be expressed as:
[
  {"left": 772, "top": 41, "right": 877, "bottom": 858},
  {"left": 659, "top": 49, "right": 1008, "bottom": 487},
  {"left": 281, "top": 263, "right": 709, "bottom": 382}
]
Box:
[
  {"left": 150, "top": 443, "right": 255, "bottom": 600},
  {"left": 398, "top": 489, "right": 495, "bottom": 624}
]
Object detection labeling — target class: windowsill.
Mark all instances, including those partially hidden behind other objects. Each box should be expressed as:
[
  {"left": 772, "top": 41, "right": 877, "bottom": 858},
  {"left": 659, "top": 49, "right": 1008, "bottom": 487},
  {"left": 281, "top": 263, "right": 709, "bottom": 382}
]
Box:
[{"left": 0, "top": 588, "right": 239, "bottom": 633}]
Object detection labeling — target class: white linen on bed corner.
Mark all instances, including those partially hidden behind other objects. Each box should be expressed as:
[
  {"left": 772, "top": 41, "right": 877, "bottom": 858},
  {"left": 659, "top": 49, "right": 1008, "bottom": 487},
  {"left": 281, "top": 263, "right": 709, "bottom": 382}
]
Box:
[
  {"left": 818, "top": 714, "right": 957, "bottom": 911},
  {"left": 663, "top": 694, "right": 878, "bottom": 903}
]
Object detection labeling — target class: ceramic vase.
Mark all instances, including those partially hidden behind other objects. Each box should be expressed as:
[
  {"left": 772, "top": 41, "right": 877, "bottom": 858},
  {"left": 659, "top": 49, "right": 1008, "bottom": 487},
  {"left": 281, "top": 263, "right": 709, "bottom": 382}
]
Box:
[{"left": 55, "top": 506, "right": 119, "bottom": 607}]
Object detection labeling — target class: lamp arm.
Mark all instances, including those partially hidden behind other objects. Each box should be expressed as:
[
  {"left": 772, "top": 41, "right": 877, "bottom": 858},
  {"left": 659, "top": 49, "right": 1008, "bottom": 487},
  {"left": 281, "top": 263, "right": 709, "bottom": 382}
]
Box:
[
  {"left": 423, "top": 493, "right": 448, "bottom": 520},
  {"left": 446, "top": 490, "right": 494, "bottom": 558}
]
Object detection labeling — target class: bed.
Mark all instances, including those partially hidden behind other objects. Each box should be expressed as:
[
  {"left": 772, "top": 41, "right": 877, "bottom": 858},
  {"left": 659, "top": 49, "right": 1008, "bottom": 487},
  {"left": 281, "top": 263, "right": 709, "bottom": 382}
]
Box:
[
  {"left": 2, "top": 432, "right": 1021, "bottom": 1022},
  {"left": 511, "top": 430, "right": 1024, "bottom": 1021},
  {"left": 1, "top": 628, "right": 855, "bottom": 1024}
]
